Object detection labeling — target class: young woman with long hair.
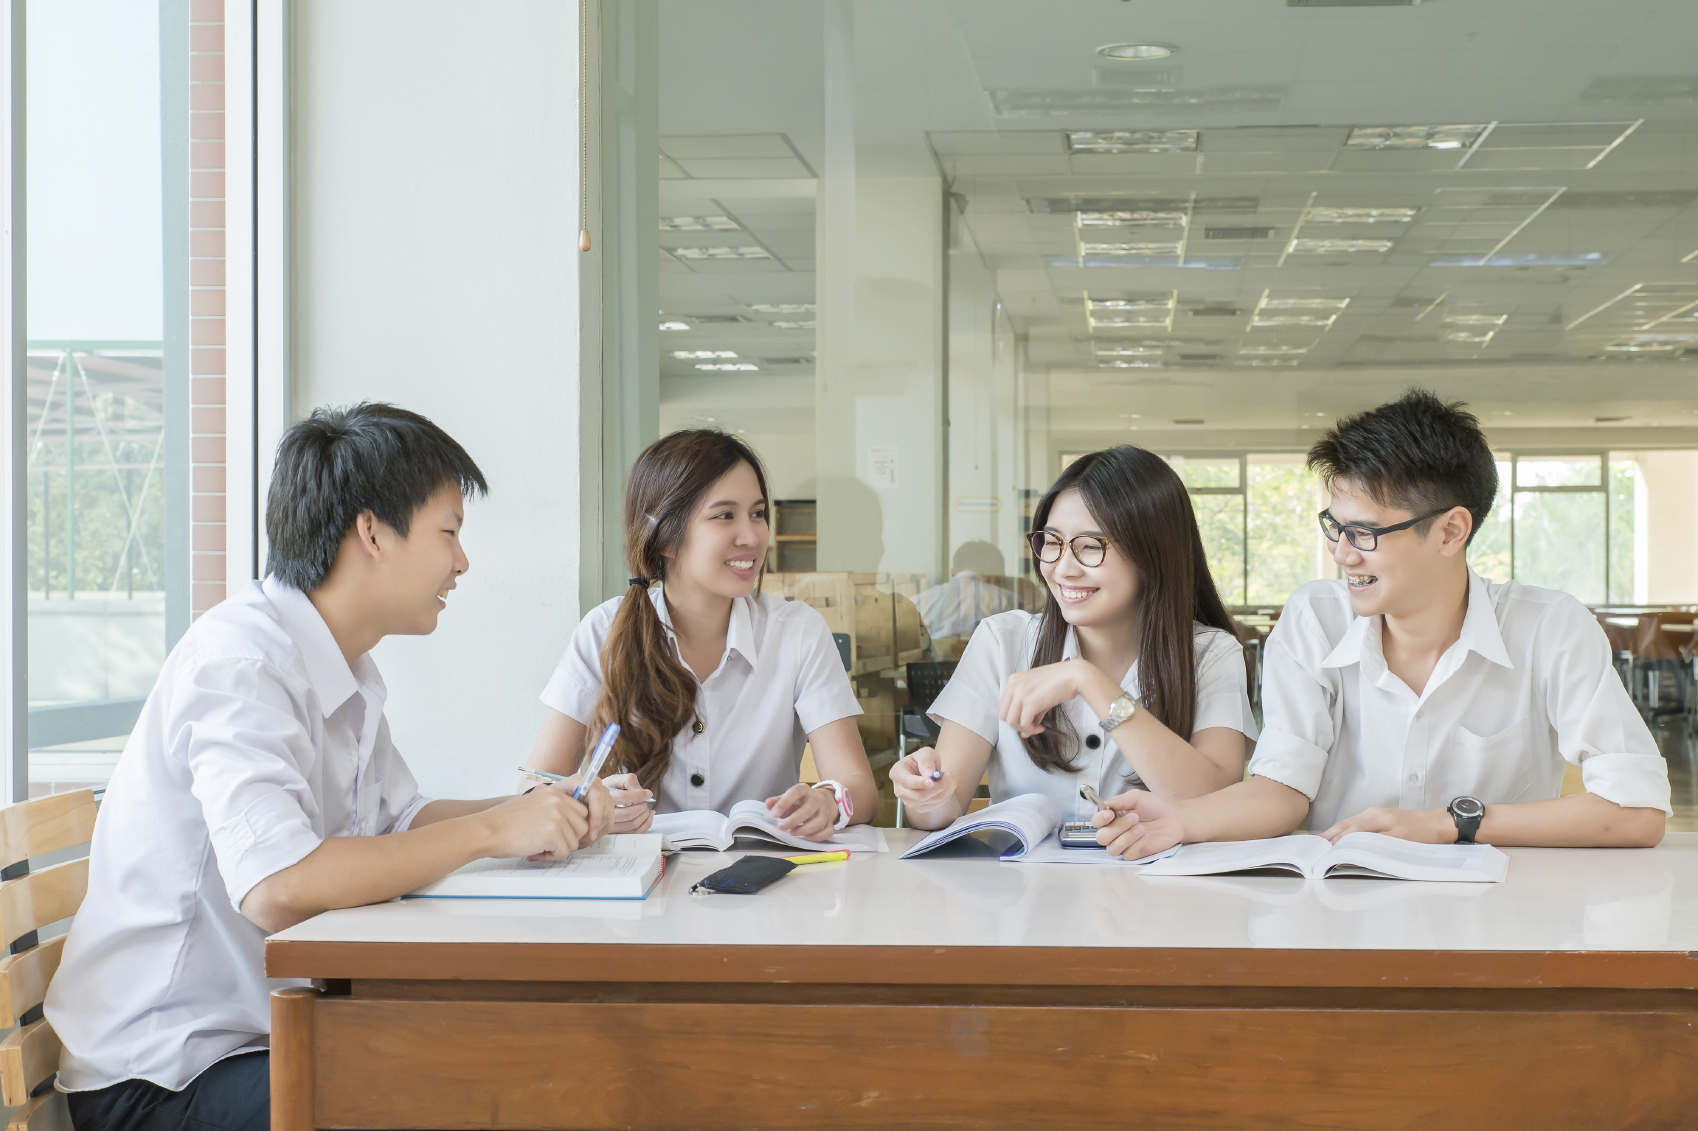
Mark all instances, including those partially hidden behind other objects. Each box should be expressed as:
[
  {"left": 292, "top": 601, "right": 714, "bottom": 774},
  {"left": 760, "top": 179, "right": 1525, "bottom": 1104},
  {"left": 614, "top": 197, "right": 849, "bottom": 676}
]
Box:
[
  {"left": 526, "top": 429, "right": 877, "bottom": 840},
  {"left": 890, "top": 446, "right": 1256, "bottom": 830}
]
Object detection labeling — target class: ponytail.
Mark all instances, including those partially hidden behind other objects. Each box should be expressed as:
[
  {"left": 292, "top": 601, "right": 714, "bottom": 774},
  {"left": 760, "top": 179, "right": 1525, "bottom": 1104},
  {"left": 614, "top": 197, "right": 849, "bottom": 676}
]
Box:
[{"left": 587, "top": 430, "right": 771, "bottom": 788}]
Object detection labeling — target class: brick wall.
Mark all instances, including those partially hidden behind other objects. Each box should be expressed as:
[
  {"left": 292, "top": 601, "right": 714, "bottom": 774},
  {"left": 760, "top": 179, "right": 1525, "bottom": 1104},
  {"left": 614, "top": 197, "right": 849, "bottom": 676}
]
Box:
[{"left": 188, "top": 0, "right": 227, "bottom": 617}]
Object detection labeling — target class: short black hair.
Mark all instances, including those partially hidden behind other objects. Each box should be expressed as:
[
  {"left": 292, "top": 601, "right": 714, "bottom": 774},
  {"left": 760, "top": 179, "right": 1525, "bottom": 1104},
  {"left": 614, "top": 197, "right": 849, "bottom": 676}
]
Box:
[
  {"left": 265, "top": 402, "right": 488, "bottom": 590},
  {"left": 1307, "top": 389, "right": 1498, "bottom": 546}
]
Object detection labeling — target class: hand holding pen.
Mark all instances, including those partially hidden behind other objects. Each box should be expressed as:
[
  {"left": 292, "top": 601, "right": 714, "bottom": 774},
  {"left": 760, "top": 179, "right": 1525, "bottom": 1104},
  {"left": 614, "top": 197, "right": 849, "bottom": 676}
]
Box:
[{"left": 889, "top": 746, "right": 955, "bottom": 813}]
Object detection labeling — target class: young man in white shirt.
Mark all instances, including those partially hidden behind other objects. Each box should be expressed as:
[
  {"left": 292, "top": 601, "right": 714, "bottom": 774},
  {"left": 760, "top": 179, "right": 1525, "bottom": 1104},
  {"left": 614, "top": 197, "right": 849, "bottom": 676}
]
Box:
[
  {"left": 46, "top": 403, "right": 614, "bottom": 1131},
  {"left": 1094, "top": 390, "right": 1670, "bottom": 859}
]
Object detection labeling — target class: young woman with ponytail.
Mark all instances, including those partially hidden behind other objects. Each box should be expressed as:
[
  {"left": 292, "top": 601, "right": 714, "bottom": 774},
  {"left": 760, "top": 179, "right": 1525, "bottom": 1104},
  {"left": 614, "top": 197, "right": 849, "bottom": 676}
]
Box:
[
  {"left": 525, "top": 429, "right": 877, "bottom": 841},
  {"left": 889, "top": 446, "right": 1257, "bottom": 831}
]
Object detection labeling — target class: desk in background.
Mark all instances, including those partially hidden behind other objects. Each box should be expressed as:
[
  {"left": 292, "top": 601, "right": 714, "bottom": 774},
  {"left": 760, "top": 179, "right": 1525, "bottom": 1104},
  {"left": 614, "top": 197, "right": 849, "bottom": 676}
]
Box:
[{"left": 267, "top": 832, "right": 1698, "bottom": 1130}]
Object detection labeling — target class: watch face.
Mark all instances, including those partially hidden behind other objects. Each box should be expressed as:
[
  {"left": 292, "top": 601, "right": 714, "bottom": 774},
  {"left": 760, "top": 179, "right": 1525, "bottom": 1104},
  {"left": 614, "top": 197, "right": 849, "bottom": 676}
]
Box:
[{"left": 1451, "top": 796, "right": 1484, "bottom": 820}]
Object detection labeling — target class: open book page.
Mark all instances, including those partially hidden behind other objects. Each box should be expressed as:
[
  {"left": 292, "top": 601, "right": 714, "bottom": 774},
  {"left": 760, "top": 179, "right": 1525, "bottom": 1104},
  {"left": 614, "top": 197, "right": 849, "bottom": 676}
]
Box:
[
  {"left": 1320, "top": 832, "right": 1509, "bottom": 883},
  {"left": 899, "top": 794, "right": 1061, "bottom": 860},
  {"left": 652, "top": 810, "right": 736, "bottom": 850},
  {"left": 724, "top": 798, "right": 887, "bottom": 852},
  {"left": 1136, "top": 834, "right": 1335, "bottom": 878},
  {"left": 1012, "top": 832, "right": 1179, "bottom": 866}
]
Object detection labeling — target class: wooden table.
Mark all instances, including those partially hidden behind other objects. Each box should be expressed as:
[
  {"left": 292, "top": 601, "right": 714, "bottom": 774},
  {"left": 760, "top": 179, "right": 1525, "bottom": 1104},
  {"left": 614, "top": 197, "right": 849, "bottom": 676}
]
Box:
[{"left": 266, "top": 831, "right": 1698, "bottom": 1130}]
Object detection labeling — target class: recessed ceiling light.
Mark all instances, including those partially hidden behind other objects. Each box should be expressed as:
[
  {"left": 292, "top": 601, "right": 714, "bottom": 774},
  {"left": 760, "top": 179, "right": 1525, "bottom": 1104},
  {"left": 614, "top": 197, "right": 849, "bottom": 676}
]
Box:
[
  {"left": 1097, "top": 345, "right": 1164, "bottom": 357},
  {"left": 695, "top": 362, "right": 760, "bottom": 371},
  {"left": 1444, "top": 314, "right": 1508, "bottom": 326},
  {"left": 1238, "top": 344, "right": 1310, "bottom": 355},
  {"left": 673, "top": 350, "right": 738, "bottom": 359},
  {"left": 1077, "top": 210, "right": 1188, "bottom": 228},
  {"left": 748, "top": 303, "right": 816, "bottom": 314},
  {"left": 1234, "top": 357, "right": 1300, "bottom": 367},
  {"left": 670, "top": 246, "right": 771, "bottom": 260},
  {"left": 772, "top": 320, "right": 817, "bottom": 330},
  {"left": 1445, "top": 330, "right": 1496, "bottom": 344},
  {"left": 1263, "top": 297, "right": 1350, "bottom": 310},
  {"left": 1100, "top": 360, "right": 1161, "bottom": 368},
  {"left": 1306, "top": 207, "right": 1419, "bottom": 224},
  {"left": 1067, "top": 130, "right": 1198, "bottom": 154},
  {"left": 659, "top": 320, "right": 691, "bottom": 331},
  {"left": 1096, "top": 43, "right": 1176, "bottom": 61},
  {"left": 1081, "top": 241, "right": 1185, "bottom": 256},
  {"left": 1345, "top": 125, "right": 1487, "bottom": 151},
  {"left": 1290, "top": 238, "right": 1396, "bottom": 254},
  {"left": 659, "top": 215, "right": 740, "bottom": 232}
]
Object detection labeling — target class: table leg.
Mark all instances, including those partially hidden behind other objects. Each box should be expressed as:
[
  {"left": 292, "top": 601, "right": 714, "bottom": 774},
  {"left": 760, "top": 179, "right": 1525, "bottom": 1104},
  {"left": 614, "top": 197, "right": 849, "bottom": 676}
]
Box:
[{"left": 271, "top": 986, "right": 320, "bottom": 1131}]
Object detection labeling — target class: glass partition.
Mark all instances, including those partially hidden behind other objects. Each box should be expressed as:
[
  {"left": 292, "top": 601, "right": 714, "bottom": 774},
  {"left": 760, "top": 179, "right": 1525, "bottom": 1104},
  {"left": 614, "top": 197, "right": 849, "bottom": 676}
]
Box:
[{"left": 633, "top": 0, "right": 1698, "bottom": 807}]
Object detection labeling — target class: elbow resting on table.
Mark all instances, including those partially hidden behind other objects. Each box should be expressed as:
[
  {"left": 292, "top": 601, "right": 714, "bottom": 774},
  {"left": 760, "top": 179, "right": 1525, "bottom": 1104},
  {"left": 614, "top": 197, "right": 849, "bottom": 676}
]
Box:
[
  {"left": 240, "top": 870, "right": 321, "bottom": 934},
  {"left": 1607, "top": 804, "right": 1665, "bottom": 848}
]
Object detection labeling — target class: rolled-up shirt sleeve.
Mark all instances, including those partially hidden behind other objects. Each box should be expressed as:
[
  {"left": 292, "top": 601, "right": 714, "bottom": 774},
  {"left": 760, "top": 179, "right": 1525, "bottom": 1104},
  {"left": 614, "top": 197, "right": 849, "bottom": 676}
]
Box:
[
  {"left": 791, "top": 608, "right": 863, "bottom": 732},
  {"left": 1246, "top": 604, "right": 1337, "bottom": 801},
  {"left": 174, "top": 659, "right": 326, "bottom": 911},
  {"left": 1543, "top": 601, "right": 1672, "bottom": 814},
  {"left": 540, "top": 601, "right": 618, "bottom": 724},
  {"left": 927, "top": 620, "right": 1007, "bottom": 744}
]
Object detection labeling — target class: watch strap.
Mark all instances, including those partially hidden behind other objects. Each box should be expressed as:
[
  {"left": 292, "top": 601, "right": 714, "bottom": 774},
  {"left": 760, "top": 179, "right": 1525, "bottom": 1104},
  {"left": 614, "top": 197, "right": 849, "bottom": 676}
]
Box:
[
  {"left": 813, "top": 779, "right": 853, "bottom": 829},
  {"left": 1449, "top": 798, "right": 1483, "bottom": 844},
  {"left": 1103, "top": 693, "right": 1138, "bottom": 732}
]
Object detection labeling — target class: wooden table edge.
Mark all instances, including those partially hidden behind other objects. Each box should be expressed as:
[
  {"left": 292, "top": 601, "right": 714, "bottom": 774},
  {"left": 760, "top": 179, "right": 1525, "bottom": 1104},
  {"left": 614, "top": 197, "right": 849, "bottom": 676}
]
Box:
[{"left": 264, "top": 941, "right": 1698, "bottom": 989}]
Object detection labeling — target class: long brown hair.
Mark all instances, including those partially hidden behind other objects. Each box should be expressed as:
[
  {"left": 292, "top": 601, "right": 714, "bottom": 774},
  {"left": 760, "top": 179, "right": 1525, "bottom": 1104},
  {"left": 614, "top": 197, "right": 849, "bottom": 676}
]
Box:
[
  {"left": 588, "top": 429, "right": 771, "bottom": 788},
  {"left": 1023, "top": 446, "right": 1234, "bottom": 773}
]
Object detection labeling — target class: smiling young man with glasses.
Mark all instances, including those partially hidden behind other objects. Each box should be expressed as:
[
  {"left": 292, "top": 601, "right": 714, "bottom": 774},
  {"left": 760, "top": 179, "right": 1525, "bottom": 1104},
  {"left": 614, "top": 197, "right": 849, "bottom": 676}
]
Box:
[{"left": 1093, "top": 390, "right": 1670, "bottom": 858}]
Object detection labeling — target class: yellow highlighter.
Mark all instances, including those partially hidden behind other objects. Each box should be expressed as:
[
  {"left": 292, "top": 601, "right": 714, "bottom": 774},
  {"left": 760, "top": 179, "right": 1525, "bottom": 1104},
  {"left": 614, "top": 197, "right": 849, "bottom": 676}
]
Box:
[{"left": 782, "top": 850, "right": 850, "bottom": 865}]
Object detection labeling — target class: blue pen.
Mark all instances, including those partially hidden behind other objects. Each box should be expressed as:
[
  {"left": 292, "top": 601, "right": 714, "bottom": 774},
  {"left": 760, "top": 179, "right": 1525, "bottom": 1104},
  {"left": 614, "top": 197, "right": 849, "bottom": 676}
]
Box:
[
  {"left": 927, "top": 770, "right": 944, "bottom": 782},
  {"left": 573, "top": 723, "right": 622, "bottom": 801}
]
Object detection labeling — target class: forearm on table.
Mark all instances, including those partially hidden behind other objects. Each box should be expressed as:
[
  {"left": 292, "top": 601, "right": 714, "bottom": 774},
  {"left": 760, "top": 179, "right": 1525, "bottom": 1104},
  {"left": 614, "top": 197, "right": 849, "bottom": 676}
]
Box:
[
  {"left": 411, "top": 797, "right": 507, "bottom": 827},
  {"left": 241, "top": 813, "right": 496, "bottom": 933},
  {"left": 1478, "top": 791, "right": 1665, "bottom": 848},
  {"left": 1176, "top": 775, "right": 1310, "bottom": 843}
]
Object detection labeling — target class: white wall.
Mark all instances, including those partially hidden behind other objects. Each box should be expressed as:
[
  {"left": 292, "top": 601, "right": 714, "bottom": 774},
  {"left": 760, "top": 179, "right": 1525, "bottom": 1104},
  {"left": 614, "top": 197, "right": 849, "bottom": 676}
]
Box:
[
  {"left": 291, "top": 1, "right": 582, "bottom": 799},
  {"left": 1634, "top": 451, "right": 1698, "bottom": 604}
]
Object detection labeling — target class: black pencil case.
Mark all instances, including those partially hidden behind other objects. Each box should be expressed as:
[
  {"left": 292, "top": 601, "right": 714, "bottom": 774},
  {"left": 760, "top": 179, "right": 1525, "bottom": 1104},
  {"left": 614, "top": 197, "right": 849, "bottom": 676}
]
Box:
[{"left": 691, "top": 856, "right": 796, "bottom": 894}]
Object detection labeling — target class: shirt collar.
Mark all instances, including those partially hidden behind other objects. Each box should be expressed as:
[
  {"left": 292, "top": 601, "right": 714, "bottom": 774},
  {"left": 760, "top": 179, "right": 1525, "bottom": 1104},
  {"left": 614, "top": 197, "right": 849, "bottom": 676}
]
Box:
[
  {"left": 648, "top": 586, "right": 758, "bottom": 668},
  {"left": 1319, "top": 569, "right": 1514, "bottom": 672},
  {"left": 262, "top": 576, "right": 363, "bottom": 717}
]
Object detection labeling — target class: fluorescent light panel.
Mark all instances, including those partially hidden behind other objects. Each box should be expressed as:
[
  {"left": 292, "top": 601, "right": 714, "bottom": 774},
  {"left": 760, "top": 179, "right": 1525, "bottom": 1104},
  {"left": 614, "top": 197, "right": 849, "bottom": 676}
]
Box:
[
  {"left": 695, "top": 362, "right": 759, "bottom": 371},
  {"left": 672, "top": 350, "right": 738, "bottom": 359},
  {"left": 1345, "top": 124, "right": 1487, "bottom": 151},
  {"left": 1290, "top": 239, "right": 1396, "bottom": 254},
  {"left": 1080, "top": 241, "right": 1185, "bottom": 256},
  {"left": 1306, "top": 207, "right": 1418, "bottom": 223},
  {"left": 747, "top": 303, "right": 816, "bottom": 313},
  {"left": 1076, "top": 211, "right": 1187, "bottom": 227},
  {"left": 1066, "top": 129, "right": 1199, "bottom": 154},
  {"left": 670, "top": 246, "right": 771, "bottom": 260}
]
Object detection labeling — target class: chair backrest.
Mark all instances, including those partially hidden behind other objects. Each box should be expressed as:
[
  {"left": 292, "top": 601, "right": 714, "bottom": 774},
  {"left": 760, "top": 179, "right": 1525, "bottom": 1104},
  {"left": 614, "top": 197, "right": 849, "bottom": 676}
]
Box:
[
  {"left": 903, "top": 661, "right": 958, "bottom": 715},
  {"left": 0, "top": 789, "right": 97, "bottom": 1125}
]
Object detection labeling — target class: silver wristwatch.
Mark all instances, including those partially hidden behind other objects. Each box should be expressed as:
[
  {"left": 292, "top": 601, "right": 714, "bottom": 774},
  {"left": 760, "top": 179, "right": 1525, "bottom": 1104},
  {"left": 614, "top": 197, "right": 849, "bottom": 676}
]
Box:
[{"left": 1102, "top": 693, "right": 1138, "bottom": 731}]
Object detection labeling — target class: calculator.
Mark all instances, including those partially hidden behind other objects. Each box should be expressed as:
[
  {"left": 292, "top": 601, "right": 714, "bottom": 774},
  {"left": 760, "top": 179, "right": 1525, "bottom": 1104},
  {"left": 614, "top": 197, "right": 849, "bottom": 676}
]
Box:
[{"left": 1059, "top": 821, "right": 1102, "bottom": 848}]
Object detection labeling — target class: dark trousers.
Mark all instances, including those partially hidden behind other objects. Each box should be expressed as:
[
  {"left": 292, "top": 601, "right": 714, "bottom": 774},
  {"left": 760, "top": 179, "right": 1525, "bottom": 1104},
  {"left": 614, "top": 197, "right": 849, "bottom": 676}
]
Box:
[{"left": 67, "top": 1050, "right": 267, "bottom": 1131}]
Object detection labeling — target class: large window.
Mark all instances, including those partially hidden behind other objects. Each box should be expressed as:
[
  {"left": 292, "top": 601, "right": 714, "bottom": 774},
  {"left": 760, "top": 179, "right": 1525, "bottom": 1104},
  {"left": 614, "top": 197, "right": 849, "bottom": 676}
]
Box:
[{"left": 22, "top": 0, "right": 182, "bottom": 797}]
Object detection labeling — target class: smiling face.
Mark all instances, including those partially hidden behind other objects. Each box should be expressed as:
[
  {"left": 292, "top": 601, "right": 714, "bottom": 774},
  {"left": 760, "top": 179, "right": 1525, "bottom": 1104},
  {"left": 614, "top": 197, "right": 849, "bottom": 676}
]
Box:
[
  {"left": 1038, "top": 488, "right": 1140, "bottom": 631},
  {"left": 375, "top": 481, "right": 470, "bottom": 636},
  {"left": 1327, "top": 478, "right": 1470, "bottom": 619},
  {"left": 666, "top": 461, "right": 770, "bottom": 600}
]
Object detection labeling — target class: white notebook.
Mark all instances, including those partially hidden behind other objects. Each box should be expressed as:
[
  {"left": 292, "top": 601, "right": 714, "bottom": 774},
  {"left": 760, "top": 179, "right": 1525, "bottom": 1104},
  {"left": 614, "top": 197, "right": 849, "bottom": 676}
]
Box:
[
  {"left": 651, "top": 799, "right": 888, "bottom": 853},
  {"left": 407, "top": 834, "right": 667, "bottom": 900},
  {"left": 898, "top": 793, "right": 1170, "bottom": 864},
  {"left": 1137, "top": 831, "right": 1509, "bottom": 883}
]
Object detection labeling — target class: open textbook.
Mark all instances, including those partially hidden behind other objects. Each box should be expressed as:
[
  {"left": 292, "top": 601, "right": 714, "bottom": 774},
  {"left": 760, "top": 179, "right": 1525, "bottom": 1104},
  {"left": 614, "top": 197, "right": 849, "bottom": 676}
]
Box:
[
  {"left": 898, "top": 793, "right": 1173, "bottom": 865},
  {"left": 1137, "top": 831, "right": 1508, "bottom": 883},
  {"left": 652, "top": 799, "right": 888, "bottom": 853},
  {"left": 407, "top": 834, "right": 667, "bottom": 900}
]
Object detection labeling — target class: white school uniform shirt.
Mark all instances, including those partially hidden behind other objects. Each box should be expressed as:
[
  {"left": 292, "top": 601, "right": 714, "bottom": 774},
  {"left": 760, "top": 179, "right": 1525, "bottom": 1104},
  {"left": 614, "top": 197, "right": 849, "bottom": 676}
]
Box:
[
  {"left": 46, "top": 577, "right": 431, "bottom": 1094},
  {"left": 541, "top": 587, "right": 862, "bottom": 814},
  {"left": 1250, "top": 571, "right": 1672, "bottom": 831},
  {"left": 927, "top": 611, "right": 1258, "bottom": 822},
  {"left": 913, "top": 572, "right": 1020, "bottom": 639}
]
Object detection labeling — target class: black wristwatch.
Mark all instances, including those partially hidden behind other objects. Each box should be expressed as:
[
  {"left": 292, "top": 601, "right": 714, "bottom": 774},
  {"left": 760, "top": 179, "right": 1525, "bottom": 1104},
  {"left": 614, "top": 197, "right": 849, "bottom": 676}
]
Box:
[{"left": 1448, "top": 796, "right": 1484, "bottom": 844}]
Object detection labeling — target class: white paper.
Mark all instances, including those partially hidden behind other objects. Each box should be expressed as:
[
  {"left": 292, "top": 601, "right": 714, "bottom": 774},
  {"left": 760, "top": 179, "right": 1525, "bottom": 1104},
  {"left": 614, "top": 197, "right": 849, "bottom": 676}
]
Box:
[
  {"left": 899, "top": 794, "right": 1062, "bottom": 859},
  {"left": 1137, "top": 831, "right": 1508, "bottom": 884}
]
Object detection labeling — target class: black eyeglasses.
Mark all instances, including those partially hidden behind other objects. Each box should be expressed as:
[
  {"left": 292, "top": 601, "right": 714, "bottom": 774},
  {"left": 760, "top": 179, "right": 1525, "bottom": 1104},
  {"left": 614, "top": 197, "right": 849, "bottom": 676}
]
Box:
[
  {"left": 1318, "top": 507, "right": 1452, "bottom": 552},
  {"left": 1028, "top": 531, "right": 1111, "bottom": 568}
]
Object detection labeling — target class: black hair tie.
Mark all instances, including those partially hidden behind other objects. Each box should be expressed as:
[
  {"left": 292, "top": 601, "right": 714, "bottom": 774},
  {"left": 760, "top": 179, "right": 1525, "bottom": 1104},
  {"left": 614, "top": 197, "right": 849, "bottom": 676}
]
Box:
[{"left": 628, "top": 577, "right": 652, "bottom": 587}]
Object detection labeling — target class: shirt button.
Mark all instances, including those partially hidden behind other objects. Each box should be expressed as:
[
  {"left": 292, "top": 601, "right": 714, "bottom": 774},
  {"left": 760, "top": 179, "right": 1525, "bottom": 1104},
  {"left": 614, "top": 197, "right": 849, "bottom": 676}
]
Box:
[
  {"left": 690, "top": 773, "right": 705, "bottom": 787},
  {"left": 1407, "top": 773, "right": 1420, "bottom": 784},
  {"left": 692, "top": 720, "right": 705, "bottom": 735}
]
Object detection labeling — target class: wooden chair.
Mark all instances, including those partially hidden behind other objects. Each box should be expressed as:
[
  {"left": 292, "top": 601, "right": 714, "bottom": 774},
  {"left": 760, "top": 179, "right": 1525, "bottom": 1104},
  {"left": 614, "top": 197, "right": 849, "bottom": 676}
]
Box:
[{"left": 0, "top": 790, "right": 98, "bottom": 1131}]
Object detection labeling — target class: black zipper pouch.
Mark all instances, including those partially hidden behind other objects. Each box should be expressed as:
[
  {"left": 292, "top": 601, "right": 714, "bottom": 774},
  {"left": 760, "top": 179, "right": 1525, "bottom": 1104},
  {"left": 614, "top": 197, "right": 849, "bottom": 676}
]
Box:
[{"left": 691, "top": 856, "right": 796, "bottom": 895}]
